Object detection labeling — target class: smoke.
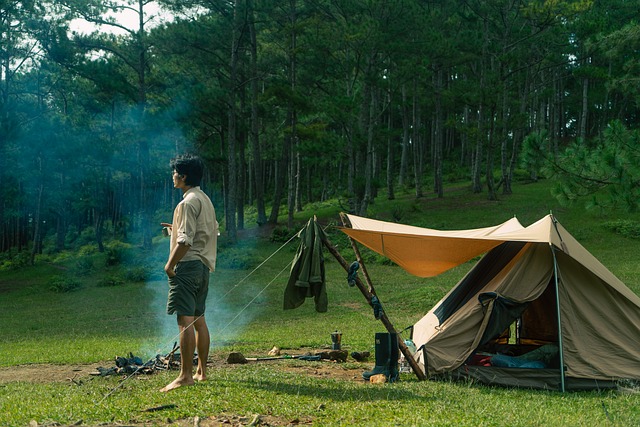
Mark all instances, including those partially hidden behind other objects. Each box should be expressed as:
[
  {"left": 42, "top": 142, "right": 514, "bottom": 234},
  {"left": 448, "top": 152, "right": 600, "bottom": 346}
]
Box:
[
  {"left": 141, "top": 273, "right": 264, "bottom": 360},
  {"left": 141, "top": 229, "right": 266, "bottom": 359}
]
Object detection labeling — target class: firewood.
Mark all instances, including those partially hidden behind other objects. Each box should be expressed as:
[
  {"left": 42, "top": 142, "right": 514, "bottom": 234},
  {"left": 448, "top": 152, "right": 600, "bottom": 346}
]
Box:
[{"left": 248, "top": 414, "right": 261, "bottom": 426}]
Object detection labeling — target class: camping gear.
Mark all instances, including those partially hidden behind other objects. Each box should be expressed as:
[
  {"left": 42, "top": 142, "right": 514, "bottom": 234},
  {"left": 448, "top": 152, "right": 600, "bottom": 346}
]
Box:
[
  {"left": 370, "top": 295, "right": 384, "bottom": 319},
  {"left": 347, "top": 261, "right": 359, "bottom": 286},
  {"left": 340, "top": 213, "right": 640, "bottom": 391},
  {"left": 363, "top": 332, "right": 400, "bottom": 382},
  {"left": 399, "top": 339, "right": 418, "bottom": 373},
  {"left": 331, "top": 331, "right": 342, "bottom": 350}
]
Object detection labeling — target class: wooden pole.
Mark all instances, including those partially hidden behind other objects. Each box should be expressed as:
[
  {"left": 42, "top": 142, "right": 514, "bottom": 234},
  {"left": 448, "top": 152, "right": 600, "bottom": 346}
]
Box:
[
  {"left": 339, "top": 213, "right": 377, "bottom": 295},
  {"left": 319, "top": 217, "right": 426, "bottom": 381}
]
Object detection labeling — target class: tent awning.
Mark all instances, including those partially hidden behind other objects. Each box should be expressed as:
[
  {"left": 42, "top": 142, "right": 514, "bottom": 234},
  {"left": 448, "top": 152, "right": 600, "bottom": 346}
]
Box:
[{"left": 341, "top": 215, "right": 525, "bottom": 277}]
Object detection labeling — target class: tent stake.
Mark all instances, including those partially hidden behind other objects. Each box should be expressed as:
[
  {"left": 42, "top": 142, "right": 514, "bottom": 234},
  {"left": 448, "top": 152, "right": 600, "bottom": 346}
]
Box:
[{"left": 319, "top": 217, "right": 427, "bottom": 381}]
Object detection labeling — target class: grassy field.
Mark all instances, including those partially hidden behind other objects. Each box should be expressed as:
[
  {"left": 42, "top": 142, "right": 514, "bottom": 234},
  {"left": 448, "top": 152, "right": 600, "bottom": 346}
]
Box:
[{"left": 1, "top": 179, "right": 639, "bottom": 426}]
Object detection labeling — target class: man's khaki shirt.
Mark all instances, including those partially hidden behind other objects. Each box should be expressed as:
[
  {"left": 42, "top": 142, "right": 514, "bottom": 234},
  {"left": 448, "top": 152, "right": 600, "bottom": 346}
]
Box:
[{"left": 170, "top": 186, "right": 218, "bottom": 271}]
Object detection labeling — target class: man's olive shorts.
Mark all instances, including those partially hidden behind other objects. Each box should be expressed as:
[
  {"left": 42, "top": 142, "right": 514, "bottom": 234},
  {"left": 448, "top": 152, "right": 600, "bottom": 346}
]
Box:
[{"left": 166, "top": 260, "right": 210, "bottom": 316}]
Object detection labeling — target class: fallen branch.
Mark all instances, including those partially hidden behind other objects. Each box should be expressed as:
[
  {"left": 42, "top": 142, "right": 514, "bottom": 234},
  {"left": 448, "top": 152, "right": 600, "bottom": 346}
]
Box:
[{"left": 142, "top": 404, "right": 177, "bottom": 412}]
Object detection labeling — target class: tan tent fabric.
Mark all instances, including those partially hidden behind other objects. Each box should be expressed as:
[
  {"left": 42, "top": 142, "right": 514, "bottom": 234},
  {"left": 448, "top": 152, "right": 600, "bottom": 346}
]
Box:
[
  {"left": 340, "top": 213, "right": 640, "bottom": 388},
  {"left": 555, "top": 250, "right": 640, "bottom": 380},
  {"left": 494, "top": 216, "right": 638, "bottom": 303},
  {"left": 342, "top": 216, "right": 524, "bottom": 277}
]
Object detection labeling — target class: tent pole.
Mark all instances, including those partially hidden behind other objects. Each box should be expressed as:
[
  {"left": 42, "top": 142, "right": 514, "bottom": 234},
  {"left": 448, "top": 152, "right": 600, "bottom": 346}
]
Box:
[
  {"left": 550, "top": 244, "right": 566, "bottom": 392},
  {"left": 319, "top": 225, "right": 427, "bottom": 381}
]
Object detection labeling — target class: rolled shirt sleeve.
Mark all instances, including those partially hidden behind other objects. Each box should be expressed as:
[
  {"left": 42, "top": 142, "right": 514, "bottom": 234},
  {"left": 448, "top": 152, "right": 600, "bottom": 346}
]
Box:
[{"left": 175, "top": 201, "right": 200, "bottom": 247}]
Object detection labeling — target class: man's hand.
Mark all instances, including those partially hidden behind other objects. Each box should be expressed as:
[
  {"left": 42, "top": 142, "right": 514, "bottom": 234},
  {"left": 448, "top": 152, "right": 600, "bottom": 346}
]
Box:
[
  {"left": 165, "top": 242, "right": 189, "bottom": 279},
  {"left": 165, "top": 262, "right": 176, "bottom": 278},
  {"left": 161, "top": 222, "right": 172, "bottom": 237}
]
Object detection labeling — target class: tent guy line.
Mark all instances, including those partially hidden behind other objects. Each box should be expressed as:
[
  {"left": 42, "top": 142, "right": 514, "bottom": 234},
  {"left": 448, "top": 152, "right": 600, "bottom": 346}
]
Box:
[{"left": 215, "top": 232, "right": 299, "bottom": 303}]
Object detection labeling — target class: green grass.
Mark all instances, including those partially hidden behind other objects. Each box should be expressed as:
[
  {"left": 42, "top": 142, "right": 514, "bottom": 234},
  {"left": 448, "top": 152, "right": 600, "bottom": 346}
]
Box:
[
  {"left": 1, "top": 365, "right": 638, "bottom": 426},
  {"left": 1, "top": 178, "right": 639, "bottom": 426}
]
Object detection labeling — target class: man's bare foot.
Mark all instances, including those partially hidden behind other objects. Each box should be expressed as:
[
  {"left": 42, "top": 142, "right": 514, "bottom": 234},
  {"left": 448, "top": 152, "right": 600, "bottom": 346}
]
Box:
[
  {"left": 160, "top": 376, "right": 195, "bottom": 392},
  {"left": 194, "top": 364, "right": 207, "bottom": 382},
  {"left": 193, "top": 373, "right": 207, "bottom": 382}
]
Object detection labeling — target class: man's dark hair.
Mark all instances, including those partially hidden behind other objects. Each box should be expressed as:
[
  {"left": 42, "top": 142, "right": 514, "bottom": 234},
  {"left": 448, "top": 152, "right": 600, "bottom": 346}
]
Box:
[{"left": 170, "top": 153, "right": 204, "bottom": 186}]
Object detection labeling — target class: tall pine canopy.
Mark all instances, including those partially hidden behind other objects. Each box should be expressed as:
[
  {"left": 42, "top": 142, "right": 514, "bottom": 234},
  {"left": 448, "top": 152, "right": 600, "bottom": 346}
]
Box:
[{"left": 1, "top": 0, "right": 638, "bottom": 257}]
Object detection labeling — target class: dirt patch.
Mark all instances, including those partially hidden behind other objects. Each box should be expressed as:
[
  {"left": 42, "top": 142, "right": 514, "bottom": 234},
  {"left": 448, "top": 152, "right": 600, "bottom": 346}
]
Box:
[
  {"left": 281, "top": 360, "right": 366, "bottom": 382},
  {"left": 0, "top": 362, "right": 105, "bottom": 384},
  {"left": 28, "top": 414, "right": 309, "bottom": 427},
  {"left": 0, "top": 352, "right": 368, "bottom": 385}
]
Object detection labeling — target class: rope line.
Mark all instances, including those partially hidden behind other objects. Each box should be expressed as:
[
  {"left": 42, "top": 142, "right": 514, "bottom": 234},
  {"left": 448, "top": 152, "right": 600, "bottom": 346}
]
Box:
[
  {"left": 217, "top": 259, "right": 293, "bottom": 335},
  {"left": 214, "top": 232, "right": 298, "bottom": 302}
]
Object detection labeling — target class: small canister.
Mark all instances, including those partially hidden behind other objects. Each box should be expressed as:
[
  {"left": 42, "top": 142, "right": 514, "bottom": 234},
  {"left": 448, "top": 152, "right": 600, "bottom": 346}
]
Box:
[{"left": 330, "top": 331, "right": 342, "bottom": 350}]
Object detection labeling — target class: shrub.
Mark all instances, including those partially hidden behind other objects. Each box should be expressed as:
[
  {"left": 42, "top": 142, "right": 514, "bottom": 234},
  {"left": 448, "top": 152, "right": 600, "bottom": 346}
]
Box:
[
  {"left": 124, "top": 266, "right": 150, "bottom": 282},
  {"left": 76, "top": 226, "right": 97, "bottom": 247},
  {"left": 603, "top": 220, "right": 640, "bottom": 239},
  {"left": 105, "top": 241, "right": 133, "bottom": 266},
  {"left": 97, "top": 275, "right": 125, "bottom": 287},
  {"left": 271, "top": 226, "right": 297, "bottom": 244},
  {"left": 0, "top": 250, "right": 31, "bottom": 271},
  {"left": 49, "top": 276, "right": 82, "bottom": 293},
  {"left": 73, "top": 256, "right": 94, "bottom": 276},
  {"left": 78, "top": 244, "right": 98, "bottom": 257},
  {"left": 51, "top": 251, "right": 74, "bottom": 264}
]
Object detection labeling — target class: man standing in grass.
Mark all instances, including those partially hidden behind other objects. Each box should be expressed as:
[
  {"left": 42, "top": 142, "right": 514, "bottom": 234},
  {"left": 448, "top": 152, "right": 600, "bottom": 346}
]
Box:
[{"left": 160, "top": 153, "right": 218, "bottom": 392}]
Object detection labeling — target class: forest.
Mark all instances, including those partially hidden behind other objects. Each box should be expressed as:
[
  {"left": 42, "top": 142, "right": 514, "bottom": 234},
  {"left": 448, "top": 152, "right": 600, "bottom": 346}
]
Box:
[{"left": 2, "top": 0, "right": 640, "bottom": 260}]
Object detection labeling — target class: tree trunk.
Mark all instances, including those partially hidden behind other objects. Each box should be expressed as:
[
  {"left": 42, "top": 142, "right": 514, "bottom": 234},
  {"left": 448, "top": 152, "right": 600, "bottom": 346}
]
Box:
[
  {"left": 412, "top": 78, "right": 423, "bottom": 198},
  {"left": 500, "top": 77, "right": 512, "bottom": 195},
  {"left": 472, "top": 103, "right": 483, "bottom": 194},
  {"left": 226, "top": 0, "right": 240, "bottom": 242},
  {"left": 346, "top": 126, "right": 356, "bottom": 213},
  {"left": 486, "top": 106, "right": 498, "bottom": 201},
  {"left": 30, "top": 166, "right": 44, "bottom": 265},
  {"left": 580, "top": 76, "right": 589, "bottom": 140},
  {"left": 95, "top": 212, "right": 105, "bottom": 253},
  {"left": 386, "top": 94, "right": 395, "bottom": 200},
  {"left": 433, "top": 68, "right": 444, "bottom": 198},
  {"left": 237, "top": 125, "right": 246, "bottom": 231},
  {"left": 268, "top": 156, "right": 286, "bottom": 225},
  {"left": 287, "top": 0, "right": 298, "bottom": 228},
  {"left": 248, "top": 0, "right": 267, "bottom": 226},
  {"left": 0, "top": 43, "right": 7, "bottom": 253},
  {"left": 359, "top": 80, "right": 375, "bottom": 216},
  {"left": 135, "top": 0, "right": 152, "bottom": 250},
  {"left": 398, "top": 84, "right": 409, "bottom": 188}
]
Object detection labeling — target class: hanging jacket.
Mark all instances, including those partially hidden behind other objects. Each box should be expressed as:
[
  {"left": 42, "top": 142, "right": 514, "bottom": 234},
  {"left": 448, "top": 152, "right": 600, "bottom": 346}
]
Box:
[{"left": 283, "top": 217, "right": 328, "bottom": 312}]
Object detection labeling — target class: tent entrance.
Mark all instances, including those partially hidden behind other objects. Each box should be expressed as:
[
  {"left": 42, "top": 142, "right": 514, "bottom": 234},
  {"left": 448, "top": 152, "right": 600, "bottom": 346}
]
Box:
[
  {"left": 469, "top": 278, "right": 562, "bottom": 374},
  {"left": 477, "top": 278, "right": 559, "bottom": 349}
]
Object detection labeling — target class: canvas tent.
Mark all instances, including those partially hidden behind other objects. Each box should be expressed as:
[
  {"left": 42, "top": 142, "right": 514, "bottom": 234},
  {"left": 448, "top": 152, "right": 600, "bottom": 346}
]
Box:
[{"left": 341, "top": 214, "right": 640, "bottom": 390}]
